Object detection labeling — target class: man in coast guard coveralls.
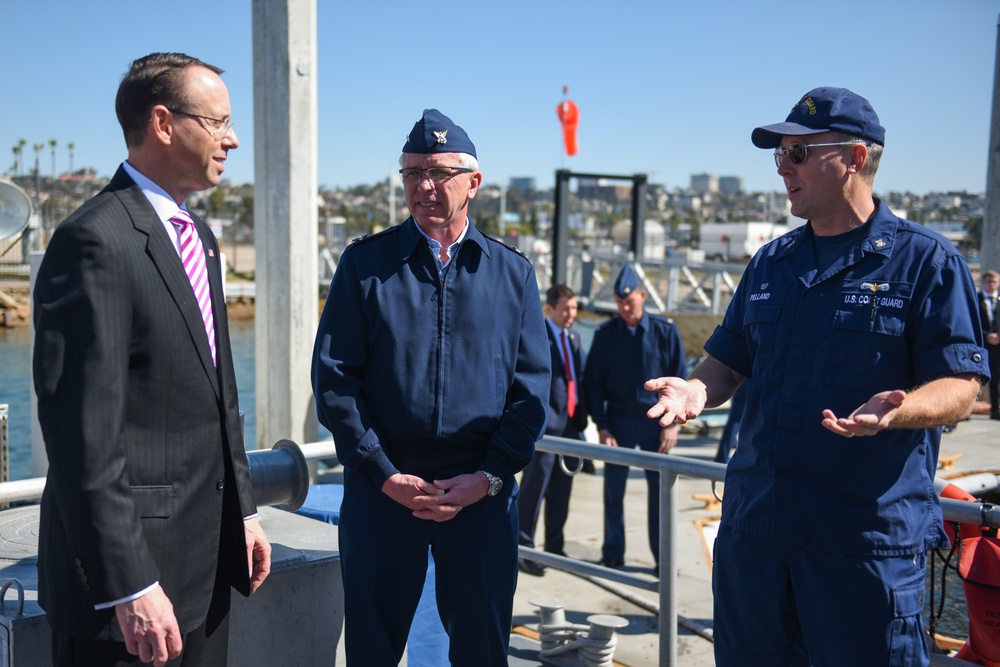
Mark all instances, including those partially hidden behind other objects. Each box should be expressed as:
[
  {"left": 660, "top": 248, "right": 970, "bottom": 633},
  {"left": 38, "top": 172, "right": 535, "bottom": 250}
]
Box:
[
  {"left": 645, "top": 88, "right": 990, "bottom": 666},
  {"left": 584, "top": 264, "right": 687, "bottom": 570},
  {"left": 312, "top": 109, "right": 549, "bottom": 666}
]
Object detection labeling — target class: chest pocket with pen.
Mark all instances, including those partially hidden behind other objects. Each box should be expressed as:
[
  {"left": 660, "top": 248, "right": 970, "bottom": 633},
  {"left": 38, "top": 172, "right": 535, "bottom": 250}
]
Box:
[{"left": 833, "top": 280, "right": 913, "bottom": 336}]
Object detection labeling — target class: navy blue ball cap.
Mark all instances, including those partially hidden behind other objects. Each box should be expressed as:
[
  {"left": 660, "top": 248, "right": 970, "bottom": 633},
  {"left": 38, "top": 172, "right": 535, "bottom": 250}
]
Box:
[
  {"left": 751, "top": 87, "right": 885, "bottom": 149},
  {"left": 403, "top": 109, "right": 476, "bottom": 158},
  {"left": 614, "top": 263, "right": 641, "bottom": 298}
]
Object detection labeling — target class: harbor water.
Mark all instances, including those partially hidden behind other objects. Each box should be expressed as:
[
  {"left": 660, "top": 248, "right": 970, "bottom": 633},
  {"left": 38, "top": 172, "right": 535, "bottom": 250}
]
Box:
[{"left": 0, "top": 320, "right": 257, "bottom": 481}]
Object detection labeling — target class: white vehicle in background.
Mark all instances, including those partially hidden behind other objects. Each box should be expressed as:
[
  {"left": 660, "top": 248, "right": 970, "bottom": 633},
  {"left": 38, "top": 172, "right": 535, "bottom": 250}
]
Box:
[{"left": 699, "top": 222, "right": 789, "bottom": 261}]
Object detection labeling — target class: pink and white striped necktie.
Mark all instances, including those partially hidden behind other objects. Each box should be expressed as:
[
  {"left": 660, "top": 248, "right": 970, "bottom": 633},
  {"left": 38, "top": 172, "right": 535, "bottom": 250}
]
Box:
[{"left": 169, "top": 210, "right": 216, "bottom": 366}]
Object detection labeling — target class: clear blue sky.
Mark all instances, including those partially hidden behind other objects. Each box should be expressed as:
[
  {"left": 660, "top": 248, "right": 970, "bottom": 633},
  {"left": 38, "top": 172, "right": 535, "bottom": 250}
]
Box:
[{"left": 2, "top": 1, "right": 998, "bottom": 195}]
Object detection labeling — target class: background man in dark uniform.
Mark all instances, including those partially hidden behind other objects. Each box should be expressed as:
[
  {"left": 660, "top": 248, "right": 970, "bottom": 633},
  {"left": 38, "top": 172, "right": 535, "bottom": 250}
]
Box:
[
  {"left": 584, "top": 264, "right": 687, "bottom": 569},
  {"left": 980, "top": 269, "right": 1000, "bottom": 419},
  {"left": 33, "top": 53, "right": 270, "bottom": 667},
  {"left": 312, "top": 108, "right": 549, "bottom": 666},
  {"left": 516, "top": 284, "right": 588, "bottom": 576},
  {"left": 646, "top": 87, "right": 989, "bottom": 666}
]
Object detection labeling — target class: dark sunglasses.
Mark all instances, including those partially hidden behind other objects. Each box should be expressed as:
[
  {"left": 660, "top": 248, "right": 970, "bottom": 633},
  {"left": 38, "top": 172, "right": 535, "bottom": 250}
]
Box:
[{"left": 773, "top": 141, "right": 867, "bottom": 168}]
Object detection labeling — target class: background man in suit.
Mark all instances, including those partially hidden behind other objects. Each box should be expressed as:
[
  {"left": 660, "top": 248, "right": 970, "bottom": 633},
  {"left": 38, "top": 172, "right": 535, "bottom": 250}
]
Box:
[
  {"left": 33, "top": 52, "right": 270, "bottom": 667},
  {"left": 584, "top": 264, "right": 687, "bottom": 570},
  {"left": 516, "top": 284, "right": 588, "bottom": 576},
  {"left": 981, "top": 269, "right": 1000, "bottom": 419}
]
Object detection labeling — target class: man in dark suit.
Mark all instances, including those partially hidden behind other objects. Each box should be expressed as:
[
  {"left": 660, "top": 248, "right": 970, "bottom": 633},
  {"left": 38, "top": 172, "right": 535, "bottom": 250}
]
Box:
[
  {"left": 980, "top": 269, "right": 1000, "bottom": 419},
  {"left": 33, "top": 52, "right": 270, "bottom": 667},
  {"left": 516, "top": 284, "right": 588, "bottom": 576}
]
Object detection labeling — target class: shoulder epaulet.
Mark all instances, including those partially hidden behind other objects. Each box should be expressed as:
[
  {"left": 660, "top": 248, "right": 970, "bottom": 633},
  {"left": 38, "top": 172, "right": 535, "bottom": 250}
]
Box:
[
  {"left": 480, "top": 231, "right": 528, "bottom": 259},
  {"left": 348, "top": 225, "right": 397, "bottom": 247},
  {"left": 649, "top": 313, "right": 675, "bottom": 326}
]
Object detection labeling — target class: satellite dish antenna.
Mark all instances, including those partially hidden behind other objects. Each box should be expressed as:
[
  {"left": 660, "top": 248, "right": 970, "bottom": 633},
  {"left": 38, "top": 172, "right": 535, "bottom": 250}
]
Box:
[{"left": 0, "top": 179, "right": 32, "bottom": 241}]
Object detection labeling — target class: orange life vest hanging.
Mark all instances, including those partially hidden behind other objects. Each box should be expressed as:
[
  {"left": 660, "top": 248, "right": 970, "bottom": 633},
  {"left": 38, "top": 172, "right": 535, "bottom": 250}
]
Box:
[{"left": 939, "top": 483, "right": 1000, "bottom": 666}]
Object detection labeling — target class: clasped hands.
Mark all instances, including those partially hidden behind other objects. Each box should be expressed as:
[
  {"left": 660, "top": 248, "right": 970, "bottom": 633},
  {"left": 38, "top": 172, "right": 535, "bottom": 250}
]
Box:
[{"left": 382, "top": 471, "right": 488, "bottom": 521}]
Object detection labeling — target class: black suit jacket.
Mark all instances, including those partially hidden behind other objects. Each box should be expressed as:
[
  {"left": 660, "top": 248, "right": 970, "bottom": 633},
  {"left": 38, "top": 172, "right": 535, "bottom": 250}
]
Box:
[
  {"left": 545, "top": 325, "right": 587, "bottom": 436},
  {"left": 32, "top": 166, "right": 256, "bottom": 640},
  {"left": 980, "top": 290, "right": 999, "bottom": 339}
]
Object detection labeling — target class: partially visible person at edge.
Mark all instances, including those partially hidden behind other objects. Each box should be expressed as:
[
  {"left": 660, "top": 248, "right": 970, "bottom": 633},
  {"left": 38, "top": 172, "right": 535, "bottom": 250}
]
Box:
[
  {"left": 645, "top": 87, "right": 989, "bottom": 666},
  {"left": 33, "top": 53, "right": 270, "bottom": 667},
  {"left": 516, "top": 284, "right": 588, "bottom": 577},
  {"left": 311, "top": 108, "right": 549, "bottom": 666},
  {"left": 583, "top": 264, "right": 687, "bottom": 570},
  {"left": 980, "top": 269, "right": 1000, "bottom": 419}
]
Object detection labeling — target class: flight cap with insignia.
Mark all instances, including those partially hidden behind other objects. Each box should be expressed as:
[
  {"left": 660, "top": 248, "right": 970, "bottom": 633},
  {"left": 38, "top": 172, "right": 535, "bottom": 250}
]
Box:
[
  {"left": 751, "top": 87, "right": 885, "bottom": 149},
  {"left": 403, "top": 109, "right": 477, "bottom": 158},
  {"left": 614, "top": 263, "right": 641, "bottom": 298}
]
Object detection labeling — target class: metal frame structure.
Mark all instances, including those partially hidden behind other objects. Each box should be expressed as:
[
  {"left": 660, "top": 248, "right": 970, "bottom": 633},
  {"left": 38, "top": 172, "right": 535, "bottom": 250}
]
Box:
[{"left": 552, "top": 169, "right": 648, "bottom": 288}]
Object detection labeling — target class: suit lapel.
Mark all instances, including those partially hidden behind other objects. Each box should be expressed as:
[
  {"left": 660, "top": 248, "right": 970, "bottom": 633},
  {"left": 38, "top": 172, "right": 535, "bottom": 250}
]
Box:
[
  {"left": 547, "top": 327, "right": 567, "bottom": 380},
  {"left": 112, "top": 170, "right": 221, "bottom": 398}
]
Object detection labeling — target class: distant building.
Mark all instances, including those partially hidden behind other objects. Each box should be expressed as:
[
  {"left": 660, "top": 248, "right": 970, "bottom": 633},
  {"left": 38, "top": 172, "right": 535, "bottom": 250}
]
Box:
[
  {"left": 690, "top": 173, "right": 718, "bottom": 195},
  {"left": 577, "top": 178, "right": 632, "bottom": 204},
  {"left": 719, "top": 176, "right": 743, "bottom": 195},
  {"left": 508, "top": 177, "right": 536, "bottom": 194}
]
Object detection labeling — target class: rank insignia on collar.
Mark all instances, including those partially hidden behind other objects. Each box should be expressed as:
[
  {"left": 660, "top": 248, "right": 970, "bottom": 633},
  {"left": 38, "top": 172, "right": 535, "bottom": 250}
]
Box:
[
  {"left": 874, "top": 238, "right": 886, "bottom": 248},
  {"left": 434, "top": 130, "right": 448, "bottom": 144}
]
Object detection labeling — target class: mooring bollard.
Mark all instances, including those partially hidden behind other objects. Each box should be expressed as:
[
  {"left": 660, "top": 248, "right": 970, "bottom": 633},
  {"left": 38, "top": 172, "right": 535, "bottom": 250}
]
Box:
[
  {"left": 530, "top": 596, "right": 575, "bottom": 651},
  {"left": 530, "top": 598, "right": 628, "bottom": 666},
  {"left": 578, "top": 614, "right": 629, "bottom": 667}
]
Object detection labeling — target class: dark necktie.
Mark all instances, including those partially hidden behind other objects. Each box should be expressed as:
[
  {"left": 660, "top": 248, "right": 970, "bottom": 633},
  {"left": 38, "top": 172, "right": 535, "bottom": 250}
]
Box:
[{"left": 561, "top": 331, "right": 576, "bottom": 418}]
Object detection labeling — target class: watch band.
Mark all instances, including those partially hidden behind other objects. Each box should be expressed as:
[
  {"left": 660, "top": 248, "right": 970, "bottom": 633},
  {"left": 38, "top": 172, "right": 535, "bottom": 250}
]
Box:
[{"left": 481, "top": 471, "right": 503, "bottom": 496}]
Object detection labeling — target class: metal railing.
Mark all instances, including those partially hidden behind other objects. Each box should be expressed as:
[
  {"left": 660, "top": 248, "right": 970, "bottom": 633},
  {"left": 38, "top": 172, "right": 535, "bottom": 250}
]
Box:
[{"left": 0, "top": 434, "right": 990, "bottom": 667}]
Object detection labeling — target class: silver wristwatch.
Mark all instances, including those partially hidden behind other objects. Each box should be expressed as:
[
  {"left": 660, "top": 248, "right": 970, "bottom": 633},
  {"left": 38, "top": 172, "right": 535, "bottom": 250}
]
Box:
[{"left": 481, "top": 471, "right": 503, "bottom": 497}]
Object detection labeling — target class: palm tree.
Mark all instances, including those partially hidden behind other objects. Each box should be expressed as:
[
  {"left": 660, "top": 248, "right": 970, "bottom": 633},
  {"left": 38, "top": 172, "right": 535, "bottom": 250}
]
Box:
[
  {"left": 16, "top": 139, "right": 26, "bottom": 177},
  {"left": 33, "top": 143, "right": 43, "bottom": 178},
  {"left": 11, "top": 146, "right": 18, "bottom": 176},
  {"left": 67, "top": 142, "right": 75, "bottom": 174},
  {"left": 49, "top": 139, "right": 58, "bottom": 178}
]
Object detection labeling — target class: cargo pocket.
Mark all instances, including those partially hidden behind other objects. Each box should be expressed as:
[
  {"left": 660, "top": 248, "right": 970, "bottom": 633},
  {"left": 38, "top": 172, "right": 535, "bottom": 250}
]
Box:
[{"left": 887, "top": 583, "right": 926, "bottom": 667}]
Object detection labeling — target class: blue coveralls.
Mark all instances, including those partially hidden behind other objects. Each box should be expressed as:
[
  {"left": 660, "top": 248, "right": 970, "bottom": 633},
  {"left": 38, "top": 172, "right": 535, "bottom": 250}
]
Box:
[
  {"left": 706, "top": 200, "right": 990, "bottom": 666},
  {"left": 312, "top": 216, "right": 549, "bottom": 666},
  {"left": 584, "top": 311, "right": 687, "bottom": 563}
]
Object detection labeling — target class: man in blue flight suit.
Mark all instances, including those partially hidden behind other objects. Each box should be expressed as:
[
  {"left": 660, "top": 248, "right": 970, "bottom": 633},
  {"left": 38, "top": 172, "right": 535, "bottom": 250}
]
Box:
[
  {"left": 516, "top": 284, "right": 588, "bottom": 576},
  {"left": 584, "top": 264, "right": 687, "bottom": 570},
  {"left": 646, "top": 87, "right": 990, "bottom": 667},
  {"left": 312, "top": 109, "right": 549, "bottom": 666}
]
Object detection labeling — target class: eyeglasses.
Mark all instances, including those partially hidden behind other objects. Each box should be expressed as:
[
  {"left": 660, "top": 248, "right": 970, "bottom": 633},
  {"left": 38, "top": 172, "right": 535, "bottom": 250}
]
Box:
[
  {"left": 169, "top": 109, "right": 234, "bottom": 139},
  {"left": 773, "top": 141, "right": 866, "bottom": 168},
  {"left": 398, "top": 166, "right": 473, "bottom": 184}
]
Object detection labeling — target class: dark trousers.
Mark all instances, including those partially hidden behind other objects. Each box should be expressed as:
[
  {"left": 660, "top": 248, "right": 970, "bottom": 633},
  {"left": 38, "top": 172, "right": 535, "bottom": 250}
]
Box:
[
  {"left": 602, "top": 416, "right": 663, "bottom": 563},
  {"left": 51, "top": 611, "right": 231, "bottom": 667},
  {"left": 339, "top": 467, "right": 518, "bottom": 667},
  {"left": 712, "top": 524, "right": 929, "bottom": 667},
  {"left": 516, "top": 430, "right": 581, "bottom": 553}
]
